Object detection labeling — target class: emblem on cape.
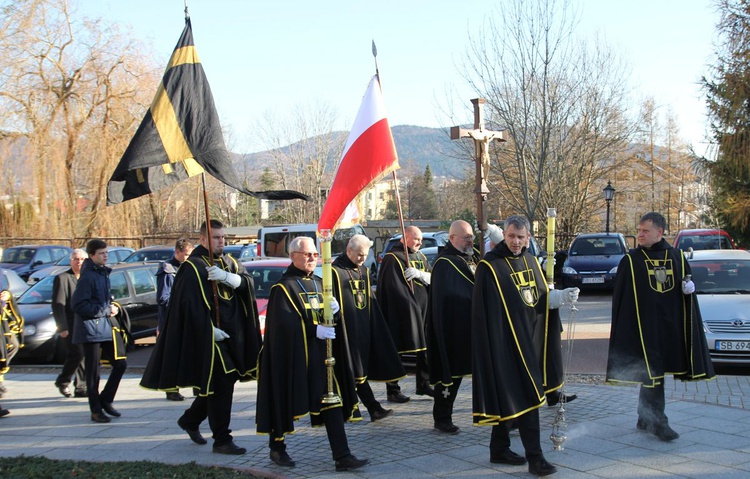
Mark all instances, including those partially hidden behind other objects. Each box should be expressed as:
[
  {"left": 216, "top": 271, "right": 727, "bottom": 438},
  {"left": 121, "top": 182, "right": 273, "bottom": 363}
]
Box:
[
  {"left": 646, "top": 259, "right": 675, "bottom": 292},
  {"left": 350, "top": 279, "right": 367, "bottom": 310},
  {"left": 410, "top": 258, "right": 425, "bottom": 271},
  {"left": 510, "top": 268, "right": 539, "bottom": 306},
  {"left": 300, "top": 291, "right": 323, "bottom": 324}
]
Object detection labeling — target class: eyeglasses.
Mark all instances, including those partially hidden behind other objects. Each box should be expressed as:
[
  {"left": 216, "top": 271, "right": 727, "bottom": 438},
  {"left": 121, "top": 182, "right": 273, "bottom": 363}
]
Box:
[
  {"left": 293, "top": 251, "right": 319, "bottom": 258},
  {"left": 454, "top": 234, "right": 475, "bottom": 241}
]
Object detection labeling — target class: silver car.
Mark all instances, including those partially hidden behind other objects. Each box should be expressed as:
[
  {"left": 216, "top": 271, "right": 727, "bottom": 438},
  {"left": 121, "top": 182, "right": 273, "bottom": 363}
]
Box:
[{"left": 690, "top": 249, "right": 750, "bottom": 365}]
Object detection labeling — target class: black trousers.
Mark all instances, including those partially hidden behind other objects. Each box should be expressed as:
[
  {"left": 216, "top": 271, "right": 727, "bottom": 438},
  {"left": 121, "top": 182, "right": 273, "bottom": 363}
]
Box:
[
  {"left": 638, "top": 383, "right": 667, "bottom": 425},
  {"left": 387, "top": 350, "right": 429, "bottom": 394},
  {"left": 433, "top": 378, "right": 462, "bottom": 423},
  {"left": 269, "top": 407, "right": 351, "bottom": 461},
  {"left": 490, "top": 408, "right": 543, "bottom": 461},
  {"left": 56, "top": 333, "right": 85, "bottom": 391},
  {"left": 180, "top": 361, "right": 238, "bottom": 447},
  {"left": 357, "top": 380, "right": 383, "bottom": 414},
  {"left": 82, "top": 341, "right": 127, "bottom": 414}
]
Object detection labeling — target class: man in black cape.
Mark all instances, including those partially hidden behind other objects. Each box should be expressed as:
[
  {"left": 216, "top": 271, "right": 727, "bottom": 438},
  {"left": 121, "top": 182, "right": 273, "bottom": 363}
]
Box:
[
  {"left": 256, "top": 236, "right": 369, "bottom": 472},
  {"left": 426, "top": 220, "right": 477, "bottom": 435},
  {"left": 332, "top": 234, "right": 405, "bottom": 422},
  {"left": 141, "top": 220, "right": 262, "bottom": 455},
  {"left": 472, "top": 215, "right": 579, "bottom": 477},
  {"left": 606, "top": 212, "right": 714, "bottom": 441},
  {"left": 376, "top": 225, "right": 433, "bottom": 402}
]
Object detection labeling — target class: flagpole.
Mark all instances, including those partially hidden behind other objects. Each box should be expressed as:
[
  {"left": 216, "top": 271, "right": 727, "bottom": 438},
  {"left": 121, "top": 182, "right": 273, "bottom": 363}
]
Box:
[
  {"left": 201, "top": 173, "right": 222, "bottom": 328},
  {"left": 373, "top": 40, "right": 412, "bottom": 288}
]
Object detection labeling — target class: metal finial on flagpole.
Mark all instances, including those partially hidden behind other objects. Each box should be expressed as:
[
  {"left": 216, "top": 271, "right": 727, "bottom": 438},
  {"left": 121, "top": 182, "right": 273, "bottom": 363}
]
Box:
[
  {"left": 184, "top": 0, "right": 190, "bottom": 19},
  {"left": 372, "top": 40, "right": 379, "bottom": 77}
]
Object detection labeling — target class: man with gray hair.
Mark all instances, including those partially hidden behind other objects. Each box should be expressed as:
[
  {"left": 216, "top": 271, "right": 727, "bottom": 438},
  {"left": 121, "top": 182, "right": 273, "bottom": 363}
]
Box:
[
  {"left": 332, "top": 234, "right": 404, "bottom": 422},
  {"left": 53, "top": 248, "right": 88, "bottom": 398},
  {"left": 472, "top": 215, "right": 579, "bottom": 476}
]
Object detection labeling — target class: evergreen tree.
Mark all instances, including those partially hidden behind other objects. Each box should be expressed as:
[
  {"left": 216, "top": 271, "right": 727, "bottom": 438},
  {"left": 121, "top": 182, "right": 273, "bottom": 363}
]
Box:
[
  {"left": 702, "top": 0, "right": 750, "bottom": 236},
  {"left": 409, "top": 165, "right": 439, "bottom": 219}
]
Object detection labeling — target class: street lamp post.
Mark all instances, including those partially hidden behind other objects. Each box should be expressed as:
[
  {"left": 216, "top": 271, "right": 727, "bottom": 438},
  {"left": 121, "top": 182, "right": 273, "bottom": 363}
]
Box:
[{"left": 603, "top": 180, "right": 615, "bottom": 233}]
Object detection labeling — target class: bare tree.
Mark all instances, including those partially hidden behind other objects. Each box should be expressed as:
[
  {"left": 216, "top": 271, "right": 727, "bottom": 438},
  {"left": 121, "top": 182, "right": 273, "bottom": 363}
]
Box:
[{"left": 460, "top": 0, "right": 633, "bottom": 234}]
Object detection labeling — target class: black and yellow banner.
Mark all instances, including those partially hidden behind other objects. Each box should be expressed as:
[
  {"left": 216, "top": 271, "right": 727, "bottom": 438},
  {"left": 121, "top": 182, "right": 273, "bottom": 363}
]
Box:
[{"left": 107, "top": 18, "right": 308, "bottom": 205}]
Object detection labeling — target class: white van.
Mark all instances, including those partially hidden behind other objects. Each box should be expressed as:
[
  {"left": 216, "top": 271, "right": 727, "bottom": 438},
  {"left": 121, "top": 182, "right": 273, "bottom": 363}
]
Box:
[{"left": 256, "top": 224, "right": 377, "bottom": 277}]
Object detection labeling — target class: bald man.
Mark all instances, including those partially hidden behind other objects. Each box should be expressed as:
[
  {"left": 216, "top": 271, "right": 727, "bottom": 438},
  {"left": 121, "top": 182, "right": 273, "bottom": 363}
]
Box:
[
  {"left": 376, "top": 226, "right": 433, "bottom": 403},
  {"left": 426, "top": 220, "right": 477, "bottom": 434}
]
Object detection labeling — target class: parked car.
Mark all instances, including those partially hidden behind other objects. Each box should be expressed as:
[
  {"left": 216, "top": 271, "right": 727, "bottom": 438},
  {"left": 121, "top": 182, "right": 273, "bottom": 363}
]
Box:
[
  {"left": 224, "top": 243, "right": 258, "bottom": 262},
  {"left": 377, "top": 231, "right": 450, "bottom": 266},
  {"left": 689, "top": 249, "right": 750, "bottom": 365},
  {"left": 1, "top": 268, "right": 29, "bottom": 298},
  {"left": 674, "top": 228, "right": 737, "bottom": 251},
  {"left": 243, "top": 258, "right": 322, "bottom": 337},
  {"left": 0, "top": 245, "right": 72, "bottom": 281},
  {"left": 561, "top": 232, "right": 629, "bottom": 290},
  {"left": 14, "top": 262, "right": 160, "bottom": 363},
  {"left": 257, "top": 224, "right": 376, "bottom": 277},
  {"left": 122, "top": 245, "right": 174, "bottom": 263},
  {"left": 26, "top": 246, "right": 135, "bottom": 285}
]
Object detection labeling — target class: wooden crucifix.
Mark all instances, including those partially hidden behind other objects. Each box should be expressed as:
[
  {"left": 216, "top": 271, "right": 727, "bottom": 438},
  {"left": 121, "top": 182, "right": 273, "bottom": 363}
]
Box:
[{"left": 450, "top": 98, "right": 506, "bottom": 256}]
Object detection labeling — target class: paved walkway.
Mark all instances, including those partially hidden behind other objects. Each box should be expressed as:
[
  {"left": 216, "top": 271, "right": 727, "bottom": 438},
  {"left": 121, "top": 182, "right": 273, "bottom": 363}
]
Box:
[{"left": 1, "top": 371, "right": 750, "bottom": 478}]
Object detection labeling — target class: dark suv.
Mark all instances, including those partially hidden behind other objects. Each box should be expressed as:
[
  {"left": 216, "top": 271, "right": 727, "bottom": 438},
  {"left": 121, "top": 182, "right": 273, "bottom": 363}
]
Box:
[
  {"left": 15, "top": 262, "right": 159, "bottom": 363},
  {"left": 0, "top": 245, "right": 72, "bottom": 281}
]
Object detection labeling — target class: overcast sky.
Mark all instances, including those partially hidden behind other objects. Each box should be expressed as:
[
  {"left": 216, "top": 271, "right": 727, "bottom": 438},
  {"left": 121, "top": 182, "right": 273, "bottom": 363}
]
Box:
[{"left": 81, "top": 0, "right": 718, "bottom": 156}]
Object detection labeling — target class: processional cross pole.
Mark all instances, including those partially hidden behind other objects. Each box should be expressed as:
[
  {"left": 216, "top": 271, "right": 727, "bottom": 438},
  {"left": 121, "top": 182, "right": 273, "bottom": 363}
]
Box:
[{"left": 450, "top": 98, "right": 505, "bottom": 256}]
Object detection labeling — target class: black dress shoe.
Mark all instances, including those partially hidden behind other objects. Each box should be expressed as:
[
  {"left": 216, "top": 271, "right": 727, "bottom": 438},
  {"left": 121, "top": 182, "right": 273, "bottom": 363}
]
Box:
[
  {"left": 166, "top": 392, "right": 185, "bottom": 401},
  {"left": 74, "top": 389, "right": 88, "bottom": 398},
  {"left": 335, "top": 454, "right": 370, "bottom": 472},
  {"left": 547, "top": 391, "right": 577, "bottom": 406},
  {"left": 636, "top": 417, "right": 649, "bottom": 431},
  {"left": 101, "top": 402, "right": 121, "bottom": 417},
  {"left": 269, "top": 450, "right": 296, "bottom": 467},
  {"left": 653, "top": 423, "right": 679, "bottom": 441},
  {"left": 528, "top": 457, "right": 557, "bottom": 476},
  {"left": 212, "top": 441, "right": 246, "bottom": 455},
  {"left": 0, "top": 409, "right": 10, "bottom": 418},
  {"left": 387, "top": 392, "right": 410, "bottom": 403},
  {"left": 370, "top": 408, "right": 394, "bottom": 422},
  {"left": 416, "top": 385, "right": 435, "bottom": 397},
  {"left": 91, "top": 412, "right": 111, "bottom": 423},
  {"left": 491, "top": 449, "right": 527, "bottom": 465},
  {"left": 177, "top": 417, "right": 207, "bottom": 445},
  {"left": 55, "top": 383, "right": 72, "bottom": 398},
  {"left": 434, "top": 421, "right": 460, "bottom": 434}
]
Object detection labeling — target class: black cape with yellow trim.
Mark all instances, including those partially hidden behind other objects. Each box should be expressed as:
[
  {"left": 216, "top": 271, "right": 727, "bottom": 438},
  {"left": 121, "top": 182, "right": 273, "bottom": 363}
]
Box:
[
  {"left": 255, "top": 265, "right": 361, "bottom": 440},
  {"left": 426, "top": 243, "right": 477, "bottom": 386},
  {"left": 606, "top": 238, "right": 714, "bottom": 386},
  {"left": 101, "top": 304, "right": 130, "bottom": 365},
  {"left": 332, "top": 254, "right": 405, "bottom": 383},
  {"left": 471, "top": 242, "right": 564, "bottom": 425},
  {"left": 375, "top": 243, "right": 430, "bottom": 353},
  {"left": 140, "top": 245, "right": 262, "bottom": 395},
  {"left": 1, "top": 291, "right": 24, "bottom": 374}
]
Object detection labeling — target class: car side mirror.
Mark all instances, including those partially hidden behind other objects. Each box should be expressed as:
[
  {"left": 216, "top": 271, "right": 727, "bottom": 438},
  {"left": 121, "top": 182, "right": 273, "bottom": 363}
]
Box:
[{"left": 32, "top": 260, "right": 43, "bottom": 267}]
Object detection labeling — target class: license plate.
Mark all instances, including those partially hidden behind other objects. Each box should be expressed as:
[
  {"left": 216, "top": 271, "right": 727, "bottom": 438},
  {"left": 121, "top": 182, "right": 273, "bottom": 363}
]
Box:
[
  {"left": 582, "top": 277, "right": 604, "bottom": 284},
  {"left": 716, "top": 341, "right": 750, "bottom": 351}
]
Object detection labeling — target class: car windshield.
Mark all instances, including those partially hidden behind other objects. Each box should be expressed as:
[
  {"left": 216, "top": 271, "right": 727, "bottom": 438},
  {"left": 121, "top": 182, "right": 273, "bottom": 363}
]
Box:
[
  {"left": 680, "top": 235, "right": 733, "bottom": 250},
  {"left": 690, "top": 259, "right": 750, "bottom": 294},
  {"left": 246, "top": 266, "right": 287, "bottom": 299},
  {"left": 124, "top": 249, "right": 173, "bottom": 263},
  {"left": 17, "top": 275, "right": 55, "bottom": 304},
  {"left": 571, "top": 238, "right": 625, "bottom": 256},
  {"left": 1, "top": 247, "right": 35, "bottom": 264}
]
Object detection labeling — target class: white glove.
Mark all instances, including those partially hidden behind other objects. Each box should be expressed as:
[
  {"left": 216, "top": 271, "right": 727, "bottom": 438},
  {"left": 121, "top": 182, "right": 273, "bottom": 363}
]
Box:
[
  {"left": 206, "top": 265, "right": 242, "bottom": 289},
  {"left": 682, "top": 279, "right": 695, "bottom": 295},
  {"left": 213, "top": 328, "right": 230, "bottom": 342},
  {"left": 330, "top": 296, "right": 340, "bottom": 315},
  {"left": 483, "top": 224, "right": 504, "bottom": 245},
  {"left": 549, "top": 287, "right": 580, "bottom": 309},
  {"left": 541, "top": 256, "right": 556, "bottom": 269},
  {"left": 404, "top": 267, "right": 431, "bottom": 285},
  {"left": 316, "top": 325, "right": 336, "bottom": 340}
]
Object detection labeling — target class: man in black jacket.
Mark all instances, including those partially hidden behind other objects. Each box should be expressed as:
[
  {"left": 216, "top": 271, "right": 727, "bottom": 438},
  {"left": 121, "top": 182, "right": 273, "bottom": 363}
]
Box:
[
  {"left": 53, "top": 248, "right": 88, "bottom": 398},
  {"left": 72, "top": 239, "right": 127, "bottom": 424}
]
